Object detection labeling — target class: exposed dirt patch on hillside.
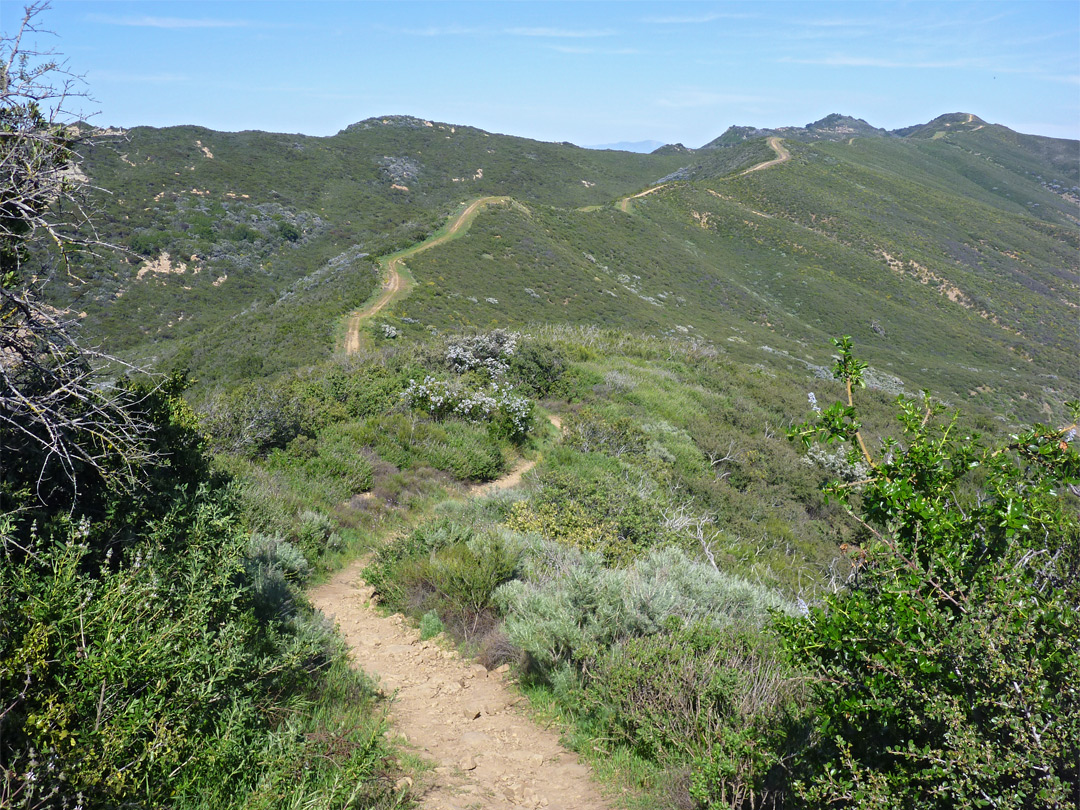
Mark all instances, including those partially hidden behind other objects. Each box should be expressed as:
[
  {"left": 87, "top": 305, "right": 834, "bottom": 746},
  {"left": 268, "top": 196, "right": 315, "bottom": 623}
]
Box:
[
  {"left": 877, "top": 249, "right": 1020, "bottom": 335},
  {"left": 136, "top": 251, "right": 194, "bottom": 280}
]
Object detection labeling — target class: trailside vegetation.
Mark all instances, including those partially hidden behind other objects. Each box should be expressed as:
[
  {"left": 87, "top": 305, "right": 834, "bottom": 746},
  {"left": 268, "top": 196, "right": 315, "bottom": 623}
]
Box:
[
  {"left": 779, "top": 338, "right": 1079, "bottom": 808},
  {"left": 6, "top": 6, "right": 1078, "bottom": 808},
  {"left": 1, "top": 11, "right": 405, "bottom": 807},
  {"left": 357, "top": 336, "right": 1078, "bottom": 809}
]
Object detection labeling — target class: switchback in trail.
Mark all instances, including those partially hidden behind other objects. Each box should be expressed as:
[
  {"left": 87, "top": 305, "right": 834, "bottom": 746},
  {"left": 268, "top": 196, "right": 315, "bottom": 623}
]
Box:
[
  {"left": 736, "top": 136, "right": 790, "bottom": 176},
  {"left": 342, "top": 196, "right": 510, "bottom": 355}
]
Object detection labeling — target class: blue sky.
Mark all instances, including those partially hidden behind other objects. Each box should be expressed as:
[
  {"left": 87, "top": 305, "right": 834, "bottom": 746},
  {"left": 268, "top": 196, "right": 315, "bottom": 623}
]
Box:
[{"left": 6, "top": 1, "right": 1078, "bottom": 145}]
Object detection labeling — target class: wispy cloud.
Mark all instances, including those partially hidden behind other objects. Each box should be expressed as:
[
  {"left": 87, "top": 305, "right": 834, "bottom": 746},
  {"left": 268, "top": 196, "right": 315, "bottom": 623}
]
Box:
[
  {"left": 90, "top": 69, "right": 190, "bottom": 84},
  {"left": 88, "top": 14, "right": 253, "bottom": 29},
  {"left": 657, "top": 90, "right": 773, "bottom": 109},
  {"left": 784, "top": 55, "right": 982, "bottom": 70},
  {"left": 643, "top": 12, "right": 757, "bottom": 24},
  {"left": 550, "top": 45, "right": 640, "bottom": 55},
  {"left": 1037, "top": 73, "right": 1080, "bottom": 86},
  {"left": 505, "top": 27, "right": 616, "bottom": 38},
  {"left": 401, "top": 24, "right": 484, "bottom": 37},
  {"left": 795, "top": 16, "right": 880, "bottom": 28},
  {"left": 400, "top": 24, "right": 616, "bottom": 38}
]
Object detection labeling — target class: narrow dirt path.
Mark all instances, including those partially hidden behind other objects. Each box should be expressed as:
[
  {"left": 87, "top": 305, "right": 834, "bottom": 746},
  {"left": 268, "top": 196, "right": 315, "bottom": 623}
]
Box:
[
  {"left": 617, "top": 182, "right": 670, "bottom": 213},
  {"left": 310, "top": 414, "right": 611, "bottom": 809},
  {"left": 343, "top": 259, "right": 407, "bottom": 354},
  {"left": 472, "top": 456, "right": 538, "bottom": 498},
  {"left": 310, "top": 566, "right": 609, "bottom": 810},
  {"left": 737, "top": 136, "right": 790, "bottom": 176},
  {"left": 343, "top": 196, "right": 509, "bottom": 355}
]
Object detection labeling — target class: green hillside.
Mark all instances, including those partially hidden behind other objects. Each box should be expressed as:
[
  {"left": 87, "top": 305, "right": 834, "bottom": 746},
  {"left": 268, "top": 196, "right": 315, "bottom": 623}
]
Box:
[
  {"left": 46, "top": 119, "right": 691, "bottom": 383},
  {"left": 381, "top": 133, "right": 1077, "bottom": 424},
  {"left": 50, "top": 114, "right": 1075, "bottom": 423},
  {"left": 9, "top": 90, "right": 1079, "bottom": 808}
]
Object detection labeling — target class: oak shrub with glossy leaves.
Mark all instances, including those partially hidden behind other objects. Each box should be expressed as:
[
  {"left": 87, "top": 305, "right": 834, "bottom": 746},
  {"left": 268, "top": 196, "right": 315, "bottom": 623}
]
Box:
[{"left": 779, "top": 338, "right": 1079, "bottom": 809}]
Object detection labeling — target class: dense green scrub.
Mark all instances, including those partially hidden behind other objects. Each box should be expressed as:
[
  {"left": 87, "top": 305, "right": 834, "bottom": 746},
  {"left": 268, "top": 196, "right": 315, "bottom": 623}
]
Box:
[
  {"left": 1, "top": 380, "right": 405, "bottom": 808},
  {"left": 355, "top": 333, "right": 1079, "bottom": 809}
]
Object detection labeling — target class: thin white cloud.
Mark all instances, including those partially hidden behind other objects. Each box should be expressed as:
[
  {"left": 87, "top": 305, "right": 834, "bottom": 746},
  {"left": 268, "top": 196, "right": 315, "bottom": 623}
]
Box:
[
  {"left": 643, "top": 12, "right": 757, "bottom": 24},
  {"left": 549, "top": 45, "right": 640, "bottom": 55},
  {"left": 88, "top": 14, "right": 253, "bottom": 29},
  {"left": 401, "top": 24, "right": 484, "bottom": 37},
  {"left": 790, "top": 10, "right": 1008, "bottom": 32},
  {"left": 399, "top": 24, "right": 615, "bottom": 39},
  {"left": 1040, "top": 74, "right": 1080, "bottom": 86},
  {"left": 785, "top": 55, "right": 981, "bottom": 70},
  {"left": 795, "top": 16, "right": 880, "bottom": 28},
  {"left": 505, "top": 27, "right": 616, "bottom": 38},
  {"left": 90, "top": 69, "right": 190, "bottom": 84}
]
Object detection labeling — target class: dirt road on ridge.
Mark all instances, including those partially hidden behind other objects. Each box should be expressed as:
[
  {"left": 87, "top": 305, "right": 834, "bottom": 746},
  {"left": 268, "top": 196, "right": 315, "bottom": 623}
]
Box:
[
  {"left": 343, "top": 196, "right": 508, "bottom": 355},
  {"left": 616, "top": 137, "right": 789, "bottom": 213},
  {"left": 737, "top": 136, "right": 790, "bottom": 176},
  {"left": 617, "top": 182, "right": 670, "bottom": 212}
]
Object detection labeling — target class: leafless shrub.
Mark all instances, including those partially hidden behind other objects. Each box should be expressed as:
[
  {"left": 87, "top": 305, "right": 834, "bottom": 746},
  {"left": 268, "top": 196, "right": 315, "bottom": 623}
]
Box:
[
  {"left": 476, "top": 627, "right": 521, "bottom": 671},
  {"left": 2, "top": 4, "right": 152, "bottom": 502}
]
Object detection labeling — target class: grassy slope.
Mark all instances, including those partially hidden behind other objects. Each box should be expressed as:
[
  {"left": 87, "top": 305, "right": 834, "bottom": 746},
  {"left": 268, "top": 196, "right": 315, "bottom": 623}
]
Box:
[
  {"left": 391, "top": 135, "right": 1076, "bottom": 424},
  {"left": 48, "top": 119, "right": 1078, "bottom": 422}
]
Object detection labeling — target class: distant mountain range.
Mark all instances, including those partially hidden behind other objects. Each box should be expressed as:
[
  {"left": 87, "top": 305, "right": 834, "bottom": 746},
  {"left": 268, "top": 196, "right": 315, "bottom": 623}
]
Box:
[{"left": 583, "top": 140, "right": 665, "bottom": 153}]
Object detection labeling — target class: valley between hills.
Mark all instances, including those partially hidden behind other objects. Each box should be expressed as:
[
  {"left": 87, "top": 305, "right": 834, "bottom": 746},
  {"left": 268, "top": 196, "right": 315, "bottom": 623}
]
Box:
[{"left": 5, "top": 94, "right": 1078, "bottom": 810}]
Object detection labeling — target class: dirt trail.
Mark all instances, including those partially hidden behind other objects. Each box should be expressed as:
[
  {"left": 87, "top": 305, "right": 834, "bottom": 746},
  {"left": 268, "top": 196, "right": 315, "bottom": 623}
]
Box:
[
  {"left": 311, "top": 413, "right": 610, "bottom": 809},
  {"left": 472, "top": 456, "right": 538, "bottom": 497},
  {"left": 343, "top": 197, "right": 508, "bottom": 355},
  {"left": 310, "top": 565, "right": 609, "bottom": 810},
  {"left": 737, "top": 136, "right": 790, "bottom": 176},
  {"left": 343, "top": 260, "right": 407, "bottom": 354},
  {"left": 617, "top": 182, "right": 670, "bottom": 213},
  {"left": 616, "top": 138, "right": 788, "bottom": 215}
]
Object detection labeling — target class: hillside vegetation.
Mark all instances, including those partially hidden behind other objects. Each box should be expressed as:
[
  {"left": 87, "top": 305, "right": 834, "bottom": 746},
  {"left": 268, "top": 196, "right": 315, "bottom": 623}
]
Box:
[
  {"left": 5, "top": 12, "right": 1078, "bottom": 805},
  {"left": 44, "top": 111, "right": 1075, "bottom": 427}
]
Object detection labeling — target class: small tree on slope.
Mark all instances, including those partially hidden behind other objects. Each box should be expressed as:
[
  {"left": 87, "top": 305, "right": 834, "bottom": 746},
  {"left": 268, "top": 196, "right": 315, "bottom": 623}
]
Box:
[{"left": 2, "top": 2, "right": 150, "bottom": 510}]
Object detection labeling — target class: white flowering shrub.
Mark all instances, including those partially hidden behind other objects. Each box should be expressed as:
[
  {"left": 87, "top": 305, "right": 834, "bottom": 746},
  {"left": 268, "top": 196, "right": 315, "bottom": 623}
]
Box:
[
  {"left": 444, "top": 330, "right": 519, "bottom": 377},
  {"left": 402, "top": 375, "right": 533, "bottom": 440}
]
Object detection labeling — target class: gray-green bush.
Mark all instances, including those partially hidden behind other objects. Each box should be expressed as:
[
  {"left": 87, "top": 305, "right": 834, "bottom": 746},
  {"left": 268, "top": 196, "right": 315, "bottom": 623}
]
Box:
[{"left": 495, "top": 545, "right": 795, "bottom": 680}]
